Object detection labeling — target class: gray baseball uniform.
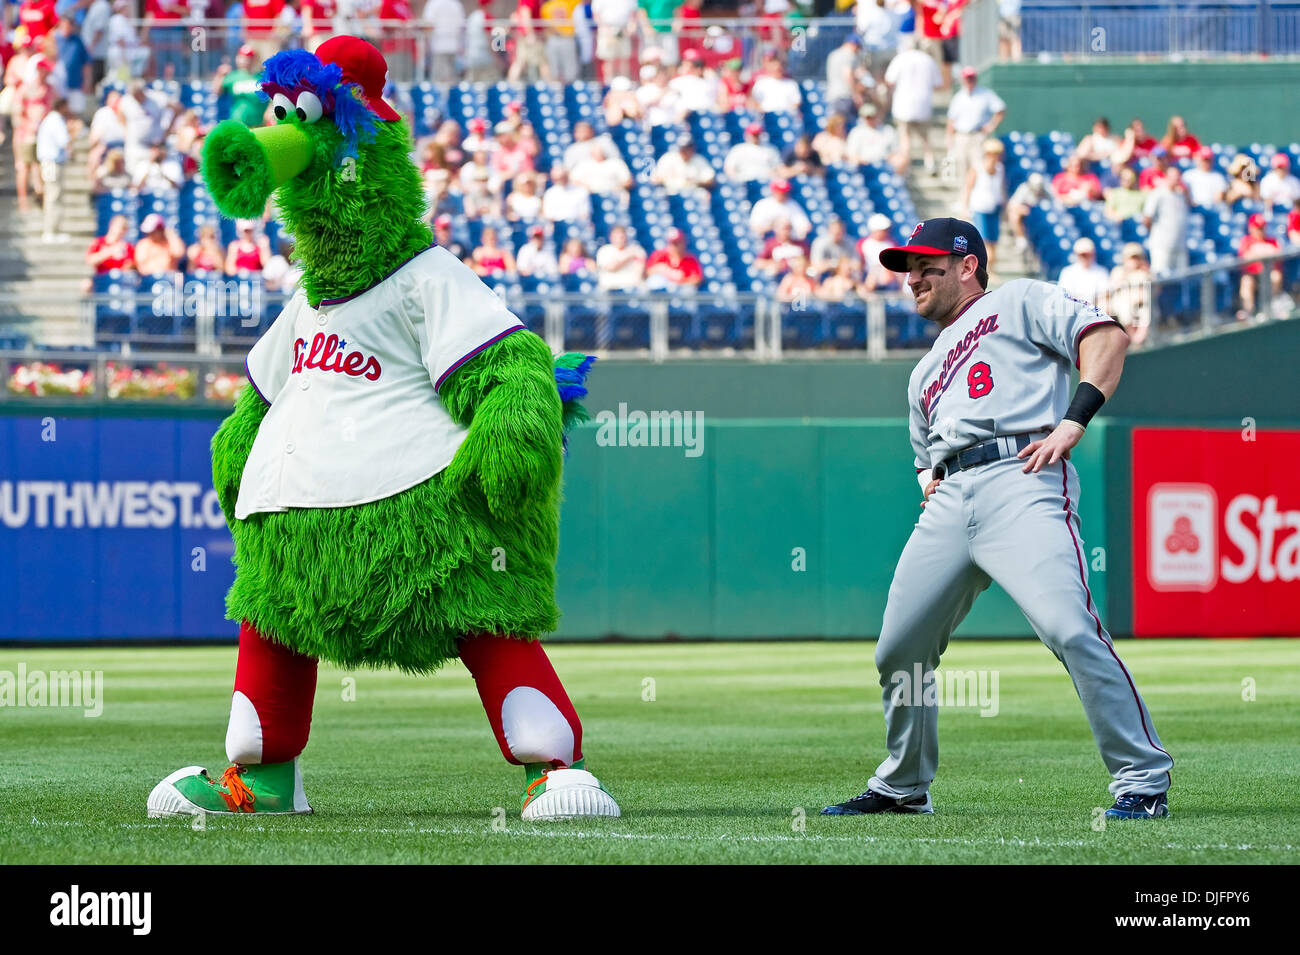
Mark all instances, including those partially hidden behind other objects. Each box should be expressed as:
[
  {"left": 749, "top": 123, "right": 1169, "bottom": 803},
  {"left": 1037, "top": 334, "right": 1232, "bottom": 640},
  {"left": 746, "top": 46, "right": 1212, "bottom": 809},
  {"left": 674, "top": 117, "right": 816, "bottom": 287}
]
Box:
[{"left": 869, "top": 278, "right": 1173, "bottom": 799}]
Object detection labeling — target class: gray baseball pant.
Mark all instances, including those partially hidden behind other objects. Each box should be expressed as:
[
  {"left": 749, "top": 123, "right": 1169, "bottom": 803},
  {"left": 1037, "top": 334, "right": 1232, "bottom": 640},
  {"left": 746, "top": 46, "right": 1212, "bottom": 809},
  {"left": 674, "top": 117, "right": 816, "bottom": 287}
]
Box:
[{"left": 868, "top": 450, "right": 1174, "bottom": 799}]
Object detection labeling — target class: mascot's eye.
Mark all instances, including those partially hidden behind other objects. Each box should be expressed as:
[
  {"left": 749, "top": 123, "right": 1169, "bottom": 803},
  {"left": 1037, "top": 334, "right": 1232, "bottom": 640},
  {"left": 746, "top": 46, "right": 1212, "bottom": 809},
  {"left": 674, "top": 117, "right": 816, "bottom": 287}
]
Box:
[
  {"left": 271, "top": 93, "right": 294, "bottom": 121},
  {"left": 294, "top": 91, "right": 324, "bottom": 124}
]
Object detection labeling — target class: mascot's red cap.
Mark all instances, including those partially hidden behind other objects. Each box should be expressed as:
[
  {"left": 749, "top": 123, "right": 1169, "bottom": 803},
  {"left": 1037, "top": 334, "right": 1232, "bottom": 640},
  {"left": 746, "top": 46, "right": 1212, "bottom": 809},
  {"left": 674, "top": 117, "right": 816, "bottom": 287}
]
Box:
[{"left": 316, "top": 35, "right": 401, "bottom": 122}]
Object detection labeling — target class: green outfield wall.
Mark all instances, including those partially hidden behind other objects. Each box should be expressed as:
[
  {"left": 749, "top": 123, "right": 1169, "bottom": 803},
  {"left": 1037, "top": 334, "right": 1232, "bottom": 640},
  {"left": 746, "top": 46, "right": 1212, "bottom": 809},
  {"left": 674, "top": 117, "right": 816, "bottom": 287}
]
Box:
[
  {"left": 981, "top": 60, "right": 1300, "bottom": 145},
  {"left": 552, "top": 417, "right": 1111, "bottom": 640}
]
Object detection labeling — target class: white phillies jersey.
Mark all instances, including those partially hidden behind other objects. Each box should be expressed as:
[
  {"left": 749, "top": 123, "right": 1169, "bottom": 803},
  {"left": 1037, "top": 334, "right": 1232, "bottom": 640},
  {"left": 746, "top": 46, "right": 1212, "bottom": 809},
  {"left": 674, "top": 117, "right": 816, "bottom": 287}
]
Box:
[
  {"left": 907, "top": 277, "right": 1121, "bottom": 470},
  {"left": 235, "top": 246, "right": 525, "bottom": 519}
]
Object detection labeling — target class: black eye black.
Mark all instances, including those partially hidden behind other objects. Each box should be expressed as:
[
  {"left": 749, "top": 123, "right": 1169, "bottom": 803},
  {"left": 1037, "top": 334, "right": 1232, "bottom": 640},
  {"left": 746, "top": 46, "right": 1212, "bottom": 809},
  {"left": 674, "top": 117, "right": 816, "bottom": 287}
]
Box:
[
  {"left": 274, "top": 106, "right": 286, "bottom": 119},
  {"left": 296, "top": 107, "right": 307, "bottom": 121}
]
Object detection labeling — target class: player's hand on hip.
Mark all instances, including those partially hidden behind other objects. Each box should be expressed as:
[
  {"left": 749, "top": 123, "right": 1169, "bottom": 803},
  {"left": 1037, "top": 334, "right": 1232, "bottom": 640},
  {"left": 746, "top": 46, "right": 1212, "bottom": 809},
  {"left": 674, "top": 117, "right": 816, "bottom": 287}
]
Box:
[
  {"left": 1018, "top": 422, "right": 1084, "bottom": 473},
  {"left": 921, "top": 477, "right": 942, "bottom": 507}
]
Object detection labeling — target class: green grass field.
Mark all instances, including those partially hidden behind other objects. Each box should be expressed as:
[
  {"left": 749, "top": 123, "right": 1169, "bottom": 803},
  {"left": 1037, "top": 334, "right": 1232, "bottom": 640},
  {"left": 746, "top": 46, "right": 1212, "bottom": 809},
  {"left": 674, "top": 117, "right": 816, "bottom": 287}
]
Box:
[{"left": 1, "top": 640, "right": 1297, "bottom": 864}]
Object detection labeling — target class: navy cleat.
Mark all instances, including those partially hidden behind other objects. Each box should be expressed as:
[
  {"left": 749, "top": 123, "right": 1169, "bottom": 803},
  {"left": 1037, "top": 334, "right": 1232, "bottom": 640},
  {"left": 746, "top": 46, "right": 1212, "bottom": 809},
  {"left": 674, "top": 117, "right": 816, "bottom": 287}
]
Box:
[
  {"left": 1105, "top": 792, "right": 1170, "bottom": 819},
  {"left": 822, "top": 788, "right": 934, "bottom": 815}
]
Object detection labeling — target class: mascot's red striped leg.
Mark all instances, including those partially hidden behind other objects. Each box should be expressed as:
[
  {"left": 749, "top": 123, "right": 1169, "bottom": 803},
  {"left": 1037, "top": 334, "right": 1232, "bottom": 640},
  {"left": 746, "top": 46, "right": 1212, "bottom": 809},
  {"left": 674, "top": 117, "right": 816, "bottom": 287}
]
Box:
[
  {"left": 227, "top": 620, "right": 319, "bottom": 765},
  {"left": 459, "top": 633, "right": 620, "bottom": 820},
  {"left": 458, "top": 633, "right": 583, "bottom": 767},
  {"left": 146, "top": 621, "right": 316, "bottom": 817}
]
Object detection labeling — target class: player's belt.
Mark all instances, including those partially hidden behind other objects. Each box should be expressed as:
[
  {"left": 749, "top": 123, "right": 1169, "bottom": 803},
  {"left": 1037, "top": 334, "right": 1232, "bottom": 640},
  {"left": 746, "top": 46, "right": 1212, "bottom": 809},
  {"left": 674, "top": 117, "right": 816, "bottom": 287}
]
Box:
[{"left": 938, "top": 432, "right": 1043, "bottom": 476}]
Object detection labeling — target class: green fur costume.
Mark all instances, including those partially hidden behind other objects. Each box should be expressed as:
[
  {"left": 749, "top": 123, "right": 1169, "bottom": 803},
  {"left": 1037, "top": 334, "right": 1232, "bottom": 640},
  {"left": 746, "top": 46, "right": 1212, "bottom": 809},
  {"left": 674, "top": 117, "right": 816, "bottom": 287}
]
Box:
[{"left": 204, "top": 43, "right": 584, "bottom": 674}]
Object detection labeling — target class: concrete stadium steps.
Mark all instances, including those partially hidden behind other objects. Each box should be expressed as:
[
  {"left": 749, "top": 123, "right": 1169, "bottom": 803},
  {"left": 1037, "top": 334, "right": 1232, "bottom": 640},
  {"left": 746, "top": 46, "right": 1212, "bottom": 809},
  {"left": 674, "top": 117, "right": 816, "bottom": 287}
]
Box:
[
  {"left": 0, "top": 136, "right": 98, "bottom": 345},
  {"left": 903, "top": 115, "right": 1037, "bottom": 286}
]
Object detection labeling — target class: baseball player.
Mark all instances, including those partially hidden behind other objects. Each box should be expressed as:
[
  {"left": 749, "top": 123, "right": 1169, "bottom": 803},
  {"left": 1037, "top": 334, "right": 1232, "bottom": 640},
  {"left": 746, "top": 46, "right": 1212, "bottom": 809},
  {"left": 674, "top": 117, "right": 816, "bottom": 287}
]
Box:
[{"left": 823, "top": 218, "right": 1173, "bottom": 820}]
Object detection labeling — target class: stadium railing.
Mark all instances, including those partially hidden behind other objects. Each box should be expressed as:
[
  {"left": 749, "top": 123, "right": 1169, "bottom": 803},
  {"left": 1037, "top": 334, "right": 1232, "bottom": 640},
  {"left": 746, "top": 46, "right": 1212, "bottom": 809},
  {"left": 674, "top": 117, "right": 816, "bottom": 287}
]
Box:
[
  {"left": 1137, "top": 245, "right": 1300, "bottom": 346},
  {"left": 1014, "top": 0, "right": 1300, "bottom": 58},
  {"left": 3, "top": 247, "right": 1296, "bottom": 403},
  {"left": 958, "top": 0, "right": 1004, "bottom": 71},
  {"left": 113, "top": 16, "right": 861, "bottom": 84}
]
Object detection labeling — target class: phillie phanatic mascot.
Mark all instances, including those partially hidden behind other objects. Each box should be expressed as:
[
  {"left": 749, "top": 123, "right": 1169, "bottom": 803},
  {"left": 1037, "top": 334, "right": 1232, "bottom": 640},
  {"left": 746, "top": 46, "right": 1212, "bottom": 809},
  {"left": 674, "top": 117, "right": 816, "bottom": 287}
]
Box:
[{"left": 147, "top": 37, "right": 619, "bottom": 821}]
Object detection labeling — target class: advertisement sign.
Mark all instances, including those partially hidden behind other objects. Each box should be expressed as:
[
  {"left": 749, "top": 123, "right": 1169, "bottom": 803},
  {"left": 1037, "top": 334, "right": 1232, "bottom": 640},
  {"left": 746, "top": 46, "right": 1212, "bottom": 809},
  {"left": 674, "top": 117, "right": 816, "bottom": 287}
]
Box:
[
  {"left": 1132, "top": 427, "right": 1300, "bottom": 636},
  {"left": 0, "top": 415, "right": 234, "bottom": 640}
]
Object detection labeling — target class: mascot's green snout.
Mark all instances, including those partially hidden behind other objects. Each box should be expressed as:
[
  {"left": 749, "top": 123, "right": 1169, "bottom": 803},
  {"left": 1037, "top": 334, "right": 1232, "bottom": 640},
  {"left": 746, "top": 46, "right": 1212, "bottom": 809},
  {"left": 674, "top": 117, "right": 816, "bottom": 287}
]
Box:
[
  {"left": 146, "top": 36, "right": 618, "bottom": 824},
  {"left": 201, "top": 121, "right": 315, "bottom": 218}
]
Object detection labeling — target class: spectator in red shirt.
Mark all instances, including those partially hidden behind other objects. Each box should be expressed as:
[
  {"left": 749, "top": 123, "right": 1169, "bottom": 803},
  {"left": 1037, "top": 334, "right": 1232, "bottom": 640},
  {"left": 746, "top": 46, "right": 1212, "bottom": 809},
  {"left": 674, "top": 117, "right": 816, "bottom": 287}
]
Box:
[
  {"left": 473, "top": 225, "right": 517, "bottom": 276},
  {"left": 143, "top": 0, "right": 189, "bottom": 79},
  {"left": 1287, "top": 198, "right": 1300, "bottom": 247},
  {"left": 1113, "top": 118, "right": 1158, "bottom": 168},
  {"left": 301, "top": 0, "right": 337, "bottom": 53},
  {"left": 134, "top": 213, "right": 186, "bottom": 276},
  {"left": 1051, "top": 155, "right": 1103, "bottom": 206},
  {"left": 1138, "top": 147, "right": 1172, "bottom": 191},
  {"left": 17, "top": 0, "right": 59, "bottom": 45},
  {"left": 756, "top": 218, "right": 810, "bottom": 277},
  {"left": 242, "top": 0, "right": 287, "bottom": 63},
  {"left": 225, "top": 219, "right": 271, "bottom": 275},
  {"left": 144, "top": 0, "right": 185, "bottom": 22},
  {"left": 379, "top": 0, "right": 417, "bottom": 83},
  {"left": 716, "top": 59, "right": 748, "bottom": 112},
  {"left": 674, "top": 0, "right": 705, "bottom": 64},
  {"left": 489, "top": 123, "right": 535, "bottom": 187},
  {"left": 916, "top": 0, "right": 965, "bottom": 92},
  {"left": 1160, "top": 115, "right": 1201, "bottom": 161},
  {"left": 645, "top": 228, "right": 703, "bottom": 290},
  {"left": 776, "top": 254, "right": 816, "bottom": 303},
  {"left": 187, "top": 223, "right": 225, "bottom": 272},
  {"left": 86, "top": 214, "right": 136, "bottom": 274},
  {"left": 500, "top": 99, "right": 525, "bottom": 136},
  {"left": 1237, "top": 212, "right": 1281, "bottom": 321}
]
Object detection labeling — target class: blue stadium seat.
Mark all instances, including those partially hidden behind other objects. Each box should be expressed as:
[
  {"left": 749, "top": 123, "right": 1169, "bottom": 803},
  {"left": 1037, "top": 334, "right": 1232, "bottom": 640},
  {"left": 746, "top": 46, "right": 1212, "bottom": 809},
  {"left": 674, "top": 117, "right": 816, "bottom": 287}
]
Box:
[
  {"left": 564, "top": 305, "right": 599, "bottom": 351},
  {"left": 780, "top": 304, "right": 827, "bottom": 349},
  {"left": 96, "top": 191, "right": 136, "bottom": 235},
  {"left": 825, "top": 302, "right": 867, "bottom": 350},
  {"left": 607, "top": 301, "right": 651, "bottom": 349},
  {"left": 698, "top": 303, "right": 753, "bottom": 350}
]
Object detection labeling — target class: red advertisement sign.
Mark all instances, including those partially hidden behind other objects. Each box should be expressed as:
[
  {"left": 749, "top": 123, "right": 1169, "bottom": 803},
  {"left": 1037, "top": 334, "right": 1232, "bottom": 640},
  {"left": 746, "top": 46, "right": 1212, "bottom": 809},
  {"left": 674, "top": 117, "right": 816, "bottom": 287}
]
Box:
[{"left": 1132, "top": 427, "right": 1300, "bottom": 636}]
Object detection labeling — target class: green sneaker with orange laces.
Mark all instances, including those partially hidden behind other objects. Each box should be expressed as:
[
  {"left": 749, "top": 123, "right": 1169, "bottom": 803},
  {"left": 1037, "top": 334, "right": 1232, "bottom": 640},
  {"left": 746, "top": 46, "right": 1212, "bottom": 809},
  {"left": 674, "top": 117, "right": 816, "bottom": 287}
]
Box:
[{"left": 147, "top": 759, "right": 312, "bottom": 817}]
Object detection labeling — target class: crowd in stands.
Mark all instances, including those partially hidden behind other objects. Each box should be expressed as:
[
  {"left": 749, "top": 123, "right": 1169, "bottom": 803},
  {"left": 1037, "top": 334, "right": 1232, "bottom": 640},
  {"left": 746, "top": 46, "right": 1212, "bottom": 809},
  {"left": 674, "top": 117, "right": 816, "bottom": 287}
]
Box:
[
  {"left": 1, "top": 0, "right": 1298, "bottom": 356},
  {"left": 374, "top": 17, "right": 1000, "bottom": 302},
  {"left": 0, "top": 1, "right": 981, "bottom": 308},
  {"left": 1007, "top": 113, "right": 1300, "bottom": 329}
]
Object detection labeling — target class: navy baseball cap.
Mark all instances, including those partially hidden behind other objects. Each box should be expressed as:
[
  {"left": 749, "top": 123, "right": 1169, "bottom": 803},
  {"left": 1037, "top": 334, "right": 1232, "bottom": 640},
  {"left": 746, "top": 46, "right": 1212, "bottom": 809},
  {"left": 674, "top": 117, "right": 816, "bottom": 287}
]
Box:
[{"left": 879, "top": 217, "right": 988, "bottom": 273}]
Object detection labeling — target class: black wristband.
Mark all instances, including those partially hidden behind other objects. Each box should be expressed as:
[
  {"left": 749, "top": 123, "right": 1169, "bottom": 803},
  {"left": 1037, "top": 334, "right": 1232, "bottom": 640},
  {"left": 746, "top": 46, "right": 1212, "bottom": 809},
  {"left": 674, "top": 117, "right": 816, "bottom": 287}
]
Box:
[{"left": 1063, "top": 381, "right": 1106, "bottom": 429}]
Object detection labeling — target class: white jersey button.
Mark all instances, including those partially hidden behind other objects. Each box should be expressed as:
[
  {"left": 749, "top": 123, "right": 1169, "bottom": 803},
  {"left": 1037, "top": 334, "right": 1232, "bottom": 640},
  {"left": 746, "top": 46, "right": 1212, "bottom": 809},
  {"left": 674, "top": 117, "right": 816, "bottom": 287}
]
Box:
[
  {"left": 317, "top": 313, "right": 327, "bottom": 326},
  {"left": 300, "top": 378, "right": 310, "bottom": 390},
  {"left": 285, "top": 442, "right": 295, "bottom": 454}
]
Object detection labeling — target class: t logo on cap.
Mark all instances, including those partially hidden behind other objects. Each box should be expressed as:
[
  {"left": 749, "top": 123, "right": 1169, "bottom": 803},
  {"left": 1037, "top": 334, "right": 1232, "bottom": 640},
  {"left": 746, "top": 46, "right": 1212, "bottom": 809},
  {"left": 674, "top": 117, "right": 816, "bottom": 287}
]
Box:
[{"left": 878, "top": 217, "right": 989, "bottom": 274}]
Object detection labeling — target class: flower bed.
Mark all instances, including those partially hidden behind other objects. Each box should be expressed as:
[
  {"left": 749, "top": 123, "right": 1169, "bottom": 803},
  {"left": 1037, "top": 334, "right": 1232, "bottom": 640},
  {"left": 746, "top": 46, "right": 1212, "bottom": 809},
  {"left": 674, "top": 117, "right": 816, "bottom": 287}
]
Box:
[{"left": 5, "top": 360, "right": 248, "bottom": 402}]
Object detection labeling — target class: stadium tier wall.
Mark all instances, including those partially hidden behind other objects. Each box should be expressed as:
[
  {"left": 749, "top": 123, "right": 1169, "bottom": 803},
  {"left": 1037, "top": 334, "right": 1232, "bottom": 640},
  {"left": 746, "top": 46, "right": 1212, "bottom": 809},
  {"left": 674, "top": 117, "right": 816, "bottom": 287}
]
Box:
[{"left": 983, "top": 60, "right": 1300, "bottom": 147}]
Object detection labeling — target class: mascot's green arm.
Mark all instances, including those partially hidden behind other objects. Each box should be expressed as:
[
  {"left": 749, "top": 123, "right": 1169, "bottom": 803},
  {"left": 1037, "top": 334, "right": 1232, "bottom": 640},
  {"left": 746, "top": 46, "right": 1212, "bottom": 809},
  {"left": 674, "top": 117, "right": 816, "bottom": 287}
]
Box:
[
  {"left": 210, "top": 383, "right": 269, "bottom": 525},
  {"left": 440, "top": 329, "right": 563, "bottom": 522}
]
